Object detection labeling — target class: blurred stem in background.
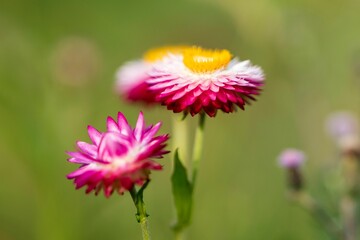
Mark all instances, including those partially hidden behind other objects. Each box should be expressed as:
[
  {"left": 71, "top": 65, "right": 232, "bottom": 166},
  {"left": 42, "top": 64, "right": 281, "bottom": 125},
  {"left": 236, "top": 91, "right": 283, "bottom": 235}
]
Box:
[
  {"left": 341, "top": 152, "right": 360, "bottom": 240},
  {"left": 289, "top": 191, "right": 342, "bottom": 240},
  {"left": 172, "top": 115, "right": 189, "bottom": 240},
  {"left": 286, "top": 162, "right": 342, "bottom": 239},
  {"left": 171, "top": 113, "right": 206, "bottom": 240},
  {"left": 279, "top": 149, "right": 342, "bottom": 239},
  {"left": 280, "top": 112, "right": 360, "bottom": 240},
  {"left": 172, "top": 115, "right": 190, "bottom": 168},
  {"left": 191, "top": 113, "right": 206, "bottom": 186}
]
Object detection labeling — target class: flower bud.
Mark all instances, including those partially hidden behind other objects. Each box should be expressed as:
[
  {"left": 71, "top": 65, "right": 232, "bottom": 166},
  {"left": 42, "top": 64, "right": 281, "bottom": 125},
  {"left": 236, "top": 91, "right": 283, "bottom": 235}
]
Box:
[
  {"left": 278, "top": 149, "right": 306, "bottom": 169},
  {"left": 326, "top": 112, "right": 360, "bottom": 157},
  {"left": 278, "top": 149, "right": 306, "bottom": 191}
]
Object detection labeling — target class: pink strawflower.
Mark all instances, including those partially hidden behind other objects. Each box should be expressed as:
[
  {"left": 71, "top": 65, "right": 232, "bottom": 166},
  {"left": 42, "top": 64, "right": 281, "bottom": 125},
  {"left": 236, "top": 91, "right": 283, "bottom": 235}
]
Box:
[
  {"left": 115, "top": 61, "right": 156, "bottom": 103},
  {"left": 278, "top": 149, "right": 306, "bottom": 168},
  {"left": 147, "top": 47, "right": 265, "bottom": 117},
  {"left": 115, "top": 46, "right": 190, "bottom": 104},
  {"left": 66, "top": 112, "right": 169, "bottom": 197}
]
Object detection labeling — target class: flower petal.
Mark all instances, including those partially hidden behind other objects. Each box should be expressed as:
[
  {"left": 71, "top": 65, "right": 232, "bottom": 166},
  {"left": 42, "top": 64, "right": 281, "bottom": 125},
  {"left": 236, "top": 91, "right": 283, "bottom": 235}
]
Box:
[
  {"left": 134, "top": 112, "right": 145, "bottom": 141},
  {"left": 87, "top": 125, "right": 102, "bottom": 145}
]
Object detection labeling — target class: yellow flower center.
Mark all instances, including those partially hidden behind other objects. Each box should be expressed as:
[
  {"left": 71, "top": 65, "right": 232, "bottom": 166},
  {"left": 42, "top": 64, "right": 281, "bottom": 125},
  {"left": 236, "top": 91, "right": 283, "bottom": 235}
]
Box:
[
  {"left": 144, "top": 45, "right": 190, "bottom": 62},
  {"left": 183, "top": 47, "right": 232, "bottom": 73}
]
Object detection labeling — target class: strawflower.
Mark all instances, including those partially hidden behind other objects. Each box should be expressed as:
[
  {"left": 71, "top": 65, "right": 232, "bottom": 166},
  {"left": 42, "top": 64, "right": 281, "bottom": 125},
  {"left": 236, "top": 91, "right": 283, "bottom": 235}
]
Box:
[
  {"left": 147, "top": 46, "right": 265, "bottom": 117},
  {"left": 115, "top": 46, "right": 189, "bottom": 104},
  {"left": 66, "top": 112, "right": 169, "bottom": 197}
]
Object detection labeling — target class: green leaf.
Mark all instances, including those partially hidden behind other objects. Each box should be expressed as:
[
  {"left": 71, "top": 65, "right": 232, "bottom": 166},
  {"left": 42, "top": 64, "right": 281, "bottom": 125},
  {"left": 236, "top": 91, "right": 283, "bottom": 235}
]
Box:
[
  {"left": 171, "top": 149, "right": 193, "bottom": 232},
  {"left": 181, "top": 111, "right": 189, "bottom": 121}
]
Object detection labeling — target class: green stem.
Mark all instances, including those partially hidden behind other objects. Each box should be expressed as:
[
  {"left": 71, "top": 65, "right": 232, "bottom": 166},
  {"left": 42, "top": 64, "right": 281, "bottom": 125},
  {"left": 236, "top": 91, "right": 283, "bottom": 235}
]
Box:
[
  {"left": 341, "top": 196, "right": 356, "bottom": 240},
  {"left": 171, "top": 113, "right": 206, "bottom": 240},
  {"left": 130, "top": 182, "right": 151, "bottom": 240},
  {"left": 174, "top": 230, "right": 185, "bottom": 240},
  {"left": 171, "top": 115, "right": 190, "bottom": 240},
  {"left": 139, "top": 217, "right": 150, "bottom": 240},
  {"left": 191, "top": 113, "right": 206, "bottom": 185},
  {"left": 172, "top": 115, "right": 189, "bottom": 167}
]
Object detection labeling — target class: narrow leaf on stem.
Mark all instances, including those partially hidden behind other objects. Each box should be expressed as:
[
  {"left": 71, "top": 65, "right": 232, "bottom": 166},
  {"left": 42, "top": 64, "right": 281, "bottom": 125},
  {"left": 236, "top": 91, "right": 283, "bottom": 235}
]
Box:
[{"left": 171, "top": 149, "right": 193, "bottom": 232}]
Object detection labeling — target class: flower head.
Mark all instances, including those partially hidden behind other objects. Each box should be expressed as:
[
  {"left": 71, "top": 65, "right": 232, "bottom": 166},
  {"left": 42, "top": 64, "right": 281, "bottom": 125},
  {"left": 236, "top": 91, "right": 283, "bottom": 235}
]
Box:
[
  {"left": 66, "top": 112, "right": 169, "bottom": 197},
  {"left": 147, "top": 46, "right": 265, "bottom": 117},
  {"left": 325, "top": 112, "right": 360, "bottom": 155},
  {"left": 326, "top": 111, "right": 359, "bottom": 141},
  {"left": 278, "top": 149, "right": 306, "bottom": 169},
  {"left": 278, "top": 149, "right": 306, "bottom": 191},
  {"left": 115, "top": 46, "right": 189, "bottom": 104}
]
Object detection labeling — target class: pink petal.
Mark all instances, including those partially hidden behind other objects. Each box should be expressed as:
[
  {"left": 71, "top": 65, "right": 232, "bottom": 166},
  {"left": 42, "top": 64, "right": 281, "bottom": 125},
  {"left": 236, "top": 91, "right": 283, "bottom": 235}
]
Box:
[
  {"left": 87, "top": 126, "right": 102, "bottom": 146},
  {"left": 66, "top": 151, "right": 94, "bottom": 164},
  {"left": 77, "top": 141, "right": 97, "bottom": 158},
  {"left": 107, "top": 117, "right": 120, "bottom": 133},
  {"left": 142, "top": 122, "right": 162, "bottom": 143},
  {"left": 172, "top": 90, "right": 187, "bottom": 100},
  {"left": 117, "top": 112, "right": 132, "bottom": 137},
  {"left": 134, "top": 112, "right": 145, "bottom": 141},
  {"left": 210, "top": 83, "right": 220, "bottom": 92},
  {"left": 98, "top": 133, "right": 129, "bottom": 162}
]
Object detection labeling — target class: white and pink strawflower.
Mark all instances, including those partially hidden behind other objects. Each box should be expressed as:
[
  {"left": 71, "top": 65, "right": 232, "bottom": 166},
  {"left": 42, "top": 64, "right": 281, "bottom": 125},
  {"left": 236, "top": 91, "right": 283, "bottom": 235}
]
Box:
[
  {"left": 66, "top": 112, "right": 169, "bottom": 197},
  {"left": 147, "top": 46, "right": 265, "bottom": 117},
  {"left": 115, "top": 61, "right": 155, "bottom": 103},
  {"left": 115, "top": 46, "right": 189, "bottom": 104}
]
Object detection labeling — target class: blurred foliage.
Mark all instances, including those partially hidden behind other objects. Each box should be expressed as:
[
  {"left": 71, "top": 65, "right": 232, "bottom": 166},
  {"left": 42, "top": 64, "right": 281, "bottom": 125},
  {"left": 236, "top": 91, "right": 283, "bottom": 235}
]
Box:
[{"left": 0, "top": 0, "right": 359, "bottom": 239}]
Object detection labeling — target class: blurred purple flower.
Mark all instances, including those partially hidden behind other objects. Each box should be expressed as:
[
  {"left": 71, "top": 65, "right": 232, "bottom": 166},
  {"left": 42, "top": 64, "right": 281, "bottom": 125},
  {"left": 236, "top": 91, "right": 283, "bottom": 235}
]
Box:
[
  {"left": 326, "top": 112, "right": 359, "bottom": 140},
  {"left": 278, "top": 148, "right": 306, "bottom": 168}
]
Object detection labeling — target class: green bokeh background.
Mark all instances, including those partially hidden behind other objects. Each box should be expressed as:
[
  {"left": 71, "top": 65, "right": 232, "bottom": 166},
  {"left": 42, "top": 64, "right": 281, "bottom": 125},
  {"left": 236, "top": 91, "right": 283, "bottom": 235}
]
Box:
[{"left": 0, "top": 0, "right": 359, "bottom": 239}]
